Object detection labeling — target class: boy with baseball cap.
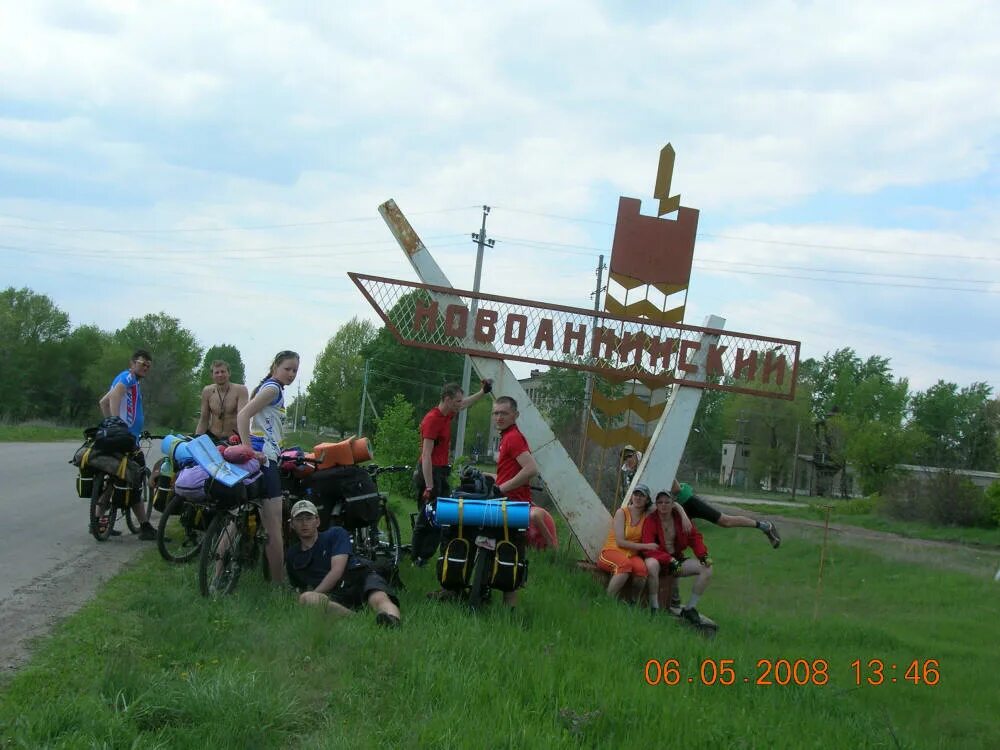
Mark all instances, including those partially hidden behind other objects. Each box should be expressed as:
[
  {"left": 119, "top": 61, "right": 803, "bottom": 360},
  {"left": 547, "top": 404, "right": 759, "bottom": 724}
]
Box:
[{"left": 285, "top": 499, "right": 401, "bottom": 627}]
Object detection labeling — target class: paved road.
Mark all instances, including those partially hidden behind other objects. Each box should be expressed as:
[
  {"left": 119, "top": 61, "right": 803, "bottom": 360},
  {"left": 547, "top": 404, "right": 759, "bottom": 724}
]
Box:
[{"left": 0, "top": 440, "right": 163, "bottom": 674}]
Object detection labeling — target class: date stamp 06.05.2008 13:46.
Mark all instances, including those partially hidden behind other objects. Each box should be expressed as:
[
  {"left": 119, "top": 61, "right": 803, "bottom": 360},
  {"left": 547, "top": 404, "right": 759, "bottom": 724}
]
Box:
[{"left": 643, "top": 658, "right": 941, "bottom": 687}]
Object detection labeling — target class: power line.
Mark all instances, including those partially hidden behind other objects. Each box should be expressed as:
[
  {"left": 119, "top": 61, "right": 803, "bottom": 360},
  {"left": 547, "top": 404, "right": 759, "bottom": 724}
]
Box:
[
  {"left": 695, "top": 265, "right": 1000, "bottom": 294},
  {"left": 699, "top": 233, "right": 1000, "bottom": 263},
  {"left": 0, "top": 205, "right": 480, "bottom": 235},
  {"left": 694, "top": 258, "right": 997, "bottom": 285}
]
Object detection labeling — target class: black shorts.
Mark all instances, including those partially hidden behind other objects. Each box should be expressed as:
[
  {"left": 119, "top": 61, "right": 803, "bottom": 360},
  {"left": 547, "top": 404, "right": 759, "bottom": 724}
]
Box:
[
  {"left": 328, "top": 566, "right": 399, "bottom": 611},
  {"left": 260, "top": 462, "right": 282, "bottom": 498},
  {"left": 682, "top": 494, "right": 722, "bottom": 525}
]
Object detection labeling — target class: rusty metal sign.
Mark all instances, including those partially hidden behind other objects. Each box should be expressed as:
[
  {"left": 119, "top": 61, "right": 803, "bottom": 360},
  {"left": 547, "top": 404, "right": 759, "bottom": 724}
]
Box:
[{"left": 349, "top": 272, "right": 800, "bottom": 400}]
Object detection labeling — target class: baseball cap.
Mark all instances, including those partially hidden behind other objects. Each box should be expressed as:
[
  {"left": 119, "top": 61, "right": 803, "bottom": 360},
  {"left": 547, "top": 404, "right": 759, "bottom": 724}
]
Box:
[
  {"left": 632, "top": 483, "right": 651, "bottom": 498},
  {"left": 290, "top": 499, "right": 318, "bottom": 518},
  {"left": 623, "top": 444, "right": 636, "bottom": 455},
  {"left": 655, "top": 490, "right": 673, "bottom": 500}
]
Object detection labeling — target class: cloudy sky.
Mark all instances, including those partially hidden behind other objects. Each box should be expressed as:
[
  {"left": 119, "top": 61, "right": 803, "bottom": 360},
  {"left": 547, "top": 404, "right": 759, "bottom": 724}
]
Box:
[{"left": 2, "top": 0, "right": 997, "bottom": 399}]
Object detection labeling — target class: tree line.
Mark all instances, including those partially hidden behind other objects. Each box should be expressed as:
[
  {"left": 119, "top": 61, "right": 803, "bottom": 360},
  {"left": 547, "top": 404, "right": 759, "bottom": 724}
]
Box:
[
  {"left": 7, "top": 285, "right": 996, "bottom": 505},
  {"left": 537, "top": 347, "right": 998, "bottom": 498},
  {"left": 1, "top": 287, "right": 244, "bottom": 431}
]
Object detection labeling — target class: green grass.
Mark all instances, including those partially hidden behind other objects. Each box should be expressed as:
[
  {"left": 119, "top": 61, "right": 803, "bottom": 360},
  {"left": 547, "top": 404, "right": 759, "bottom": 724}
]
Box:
[
  {"left": 0, "top": 421, "right": 83, "bottom": 442},
  {"left": 723, "top": 498, "right": 1000, "bottom": 548},
  {"left": 1, "top": 503, "right": 998, "bottom": 749}
]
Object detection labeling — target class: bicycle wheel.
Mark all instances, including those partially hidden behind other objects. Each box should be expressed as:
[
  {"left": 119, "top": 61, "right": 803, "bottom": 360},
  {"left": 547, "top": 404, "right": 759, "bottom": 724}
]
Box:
[
  {"left": 468, "top": 547, "right": 491, "bottom": 609},
  {"left": 198, "top": 512, "right": 244, "bottom": 597},
  {"left": 140, "top": 468, "right": 155, "bottom": 521},
  {"left": 124, "top": 487, "right": 142, "bottom": 534},
  {"left": 157, "top": 495, "right": 206, "bottom": 563},
  {"left": 89, "top": 472, "right": 117, "bottom": 543},
  {"left": 355, "top": 508, "right": 403, "bottom": 566}
]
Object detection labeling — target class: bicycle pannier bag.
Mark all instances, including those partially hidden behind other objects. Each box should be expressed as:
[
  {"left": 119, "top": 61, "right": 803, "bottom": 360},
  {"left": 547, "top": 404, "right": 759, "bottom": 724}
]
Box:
[
  {"left": 94, "top": 416, "right": 135, "bottom": 454},
  {"left": 112, "top": 478, "right": 133, "bottom": 506},
  {"left": 436, "top": 498, "right": 472, "bottom": 590},
  {"left": 174, "top": 465, "right": 210, "bottom": 500},
  {"left": 308, "top": 466, "right": 377, "bottom": 503},
  {"left": 76, "top": 466, "right": 94, "bottom": 499},
  {"left": 488, "top": 503, "right": 528, "bottom": 592},
  {"left": 152, "top": 471, "right": 173, "bottom": 512},
  {"left": 343, "top": 493, "right": 381, "bottom": 528},
  {"left": 205, "top": 476, "right": 246, "bottom": 508}
]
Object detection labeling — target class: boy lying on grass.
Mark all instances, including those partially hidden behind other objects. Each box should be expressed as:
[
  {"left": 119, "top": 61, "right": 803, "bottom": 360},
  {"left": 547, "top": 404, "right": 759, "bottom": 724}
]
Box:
[{"left": 285, "top": 499, "right": 401, "bottom": 628}]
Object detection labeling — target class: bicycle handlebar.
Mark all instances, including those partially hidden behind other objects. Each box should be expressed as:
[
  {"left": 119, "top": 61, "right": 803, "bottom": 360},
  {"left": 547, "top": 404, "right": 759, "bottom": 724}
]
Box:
[{"left": 366, "top": 464, "right": 412, "bottom": 476}]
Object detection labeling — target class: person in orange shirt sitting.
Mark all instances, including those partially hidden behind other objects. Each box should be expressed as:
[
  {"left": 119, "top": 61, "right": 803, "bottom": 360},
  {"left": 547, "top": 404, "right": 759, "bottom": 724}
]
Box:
[{"left": 597, "top": 484, "right": 659, "bottom": 606}]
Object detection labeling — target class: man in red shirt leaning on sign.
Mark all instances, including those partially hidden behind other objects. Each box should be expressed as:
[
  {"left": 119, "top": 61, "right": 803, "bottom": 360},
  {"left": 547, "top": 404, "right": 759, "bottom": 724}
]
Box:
[
  {"left": 492, "top": 396, "right": 558, "bottom": 551},
  {"left": 412, "top": 380, "right": 492, "bottom": 567}
]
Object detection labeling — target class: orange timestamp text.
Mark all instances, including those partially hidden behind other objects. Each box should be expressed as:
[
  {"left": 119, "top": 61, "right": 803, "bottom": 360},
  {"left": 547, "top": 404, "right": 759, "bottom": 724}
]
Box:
[{"left": 644, "top": 658, "right": 940, "bottom": 687}]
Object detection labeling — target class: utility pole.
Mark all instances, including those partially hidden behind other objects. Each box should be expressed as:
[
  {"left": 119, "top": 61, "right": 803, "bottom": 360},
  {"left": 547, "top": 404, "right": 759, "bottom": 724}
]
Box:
[
  {"left": 357, "top": 359, "right": 370, "bottom": 437},
  {"left": 790, "top": 422, "right": 801, "bottom": 500},
  {"left": 294, "top": 383, "right": 301, "bottom": 430},
  {"left": 577, "top": 254, "right": 606, "bottom": 466},
  {"left": 455, "top": 205, "right": 493, "bottom": 459}
]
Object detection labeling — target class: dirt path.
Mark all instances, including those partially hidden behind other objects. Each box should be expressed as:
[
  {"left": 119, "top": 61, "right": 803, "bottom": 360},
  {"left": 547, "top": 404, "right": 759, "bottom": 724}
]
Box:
[{"left": 710, "top": 498, "right": 1000, "bottom": 577}]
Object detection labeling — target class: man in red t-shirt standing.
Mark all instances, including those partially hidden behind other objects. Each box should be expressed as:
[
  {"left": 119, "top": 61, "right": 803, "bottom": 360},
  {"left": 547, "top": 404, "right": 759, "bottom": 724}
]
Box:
[
  {"left": 412, "top": 380, "right": 491, "bottom": 566},
  {"left": 492, "top": 396, "right": 558, "bottom": 551}
]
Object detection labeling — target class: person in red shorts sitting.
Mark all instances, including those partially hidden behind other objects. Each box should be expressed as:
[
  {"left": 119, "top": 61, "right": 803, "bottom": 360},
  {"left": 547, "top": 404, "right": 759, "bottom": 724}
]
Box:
[
  {"left": 597, "top": 484, "right": 658, "bottom": 605},
  {"left": 641, "top": 488, "right": 713, "bottom": 623}
]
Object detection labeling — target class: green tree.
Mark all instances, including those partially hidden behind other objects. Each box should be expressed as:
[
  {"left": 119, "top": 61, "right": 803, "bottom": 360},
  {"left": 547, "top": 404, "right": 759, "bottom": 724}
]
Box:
[
  {"left": 114, "top": 313, "right": 202, "bottom": 430},
  {"left": 309, "top": 318, "right": 377, "bottom": 434},
  {"left": 361, "top": 327, "right": 465, "bottom": 415},
  {"left": 722, "top": 385, "right": 813, "bottom": 491},
  {"left": 910, "top": 381, "right": 998, "bottom": 471},
  {"left": 681, "top": 389, "right": 733, "bottom": 480},
  {"left": 58, "top": 324, "right": 114, "bottom": 423},
  {"left": 198, "top": 344, "right": 246, "bottom": 387},
  {"left": 372, "top": 394, "right": 420, "bottom": 495},
  {"left": 801, "top": 348, "right": 913, "bottom": 495},
  {"left": 0, "top": 287, "right": 71, "bottom": 421}
]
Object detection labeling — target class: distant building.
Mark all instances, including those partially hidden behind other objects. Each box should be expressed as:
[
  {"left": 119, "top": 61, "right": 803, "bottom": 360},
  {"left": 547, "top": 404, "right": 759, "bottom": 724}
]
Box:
[{"left": 719, "top": 443, "right": 998, "bottom": 498}]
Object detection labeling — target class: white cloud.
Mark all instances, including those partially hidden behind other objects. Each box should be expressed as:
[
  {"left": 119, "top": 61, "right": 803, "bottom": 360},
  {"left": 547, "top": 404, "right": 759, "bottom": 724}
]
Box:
[{"left": 1, "top": 0, "right": 998, "bottom": 401}]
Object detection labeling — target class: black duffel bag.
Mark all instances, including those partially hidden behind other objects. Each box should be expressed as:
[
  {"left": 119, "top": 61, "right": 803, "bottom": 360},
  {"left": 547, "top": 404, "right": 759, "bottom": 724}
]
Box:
[{"left": 93, "top": 417, "right": 136, "bottom": 454}]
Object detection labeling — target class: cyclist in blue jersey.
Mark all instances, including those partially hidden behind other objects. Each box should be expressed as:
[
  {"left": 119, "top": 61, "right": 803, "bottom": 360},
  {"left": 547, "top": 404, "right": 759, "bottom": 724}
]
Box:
[
  {"left": 237, "top": 349, "right": 299, "bottom": 584},
  {"left": 98, "top": 349, "right": 156, "bottom": 540}
]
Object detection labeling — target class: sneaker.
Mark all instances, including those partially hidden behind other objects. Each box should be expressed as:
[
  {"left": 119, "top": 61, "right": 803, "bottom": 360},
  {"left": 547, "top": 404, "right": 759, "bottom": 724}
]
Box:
[
  {"left": 667, "top": 605, "right": 682, "bottom": 617},
  {"left": 669, "top": 590, "right": 681, "bottom": 609},
  {"left": 376, "top": 612, "right": 401, "bottom": 628},
  {"left": 138, "top": 523, "right": 156, "bottom": 541},
  {"left": 680, "top": 606, "right": 701, "bottom": 625},
  {"left": 110, "top": 529, "right": 122, "bottom": 537},
  {"left": 412, "top": 557, "right": 427, "bottom": 568},
  {"left": 761, "top": 520, "right": 781, "bottom": 549}
]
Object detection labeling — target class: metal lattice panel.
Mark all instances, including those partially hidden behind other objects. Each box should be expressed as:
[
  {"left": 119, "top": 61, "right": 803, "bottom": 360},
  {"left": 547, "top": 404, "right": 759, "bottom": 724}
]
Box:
[{"left": 350, "top": 273, "right": 800, "bottom": 400}]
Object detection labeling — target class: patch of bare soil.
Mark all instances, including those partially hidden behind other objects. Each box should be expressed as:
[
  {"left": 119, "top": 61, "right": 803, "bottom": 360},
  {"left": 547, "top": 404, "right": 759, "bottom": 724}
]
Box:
[{"left": 0, "top": 538, "right": 145, "bottom": 680}]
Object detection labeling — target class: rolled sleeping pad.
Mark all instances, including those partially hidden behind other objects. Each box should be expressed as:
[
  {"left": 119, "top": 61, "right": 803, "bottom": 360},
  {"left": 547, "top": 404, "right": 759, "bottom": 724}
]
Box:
[
  {"left": 435, "top": 497, "right": 530, "bottom": 529},
  {"left": 161, "top": 434, "right": 194, "bottom": 465},
  {"left": 351, "top": 436, "right": 372, "bottom": 463}
]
